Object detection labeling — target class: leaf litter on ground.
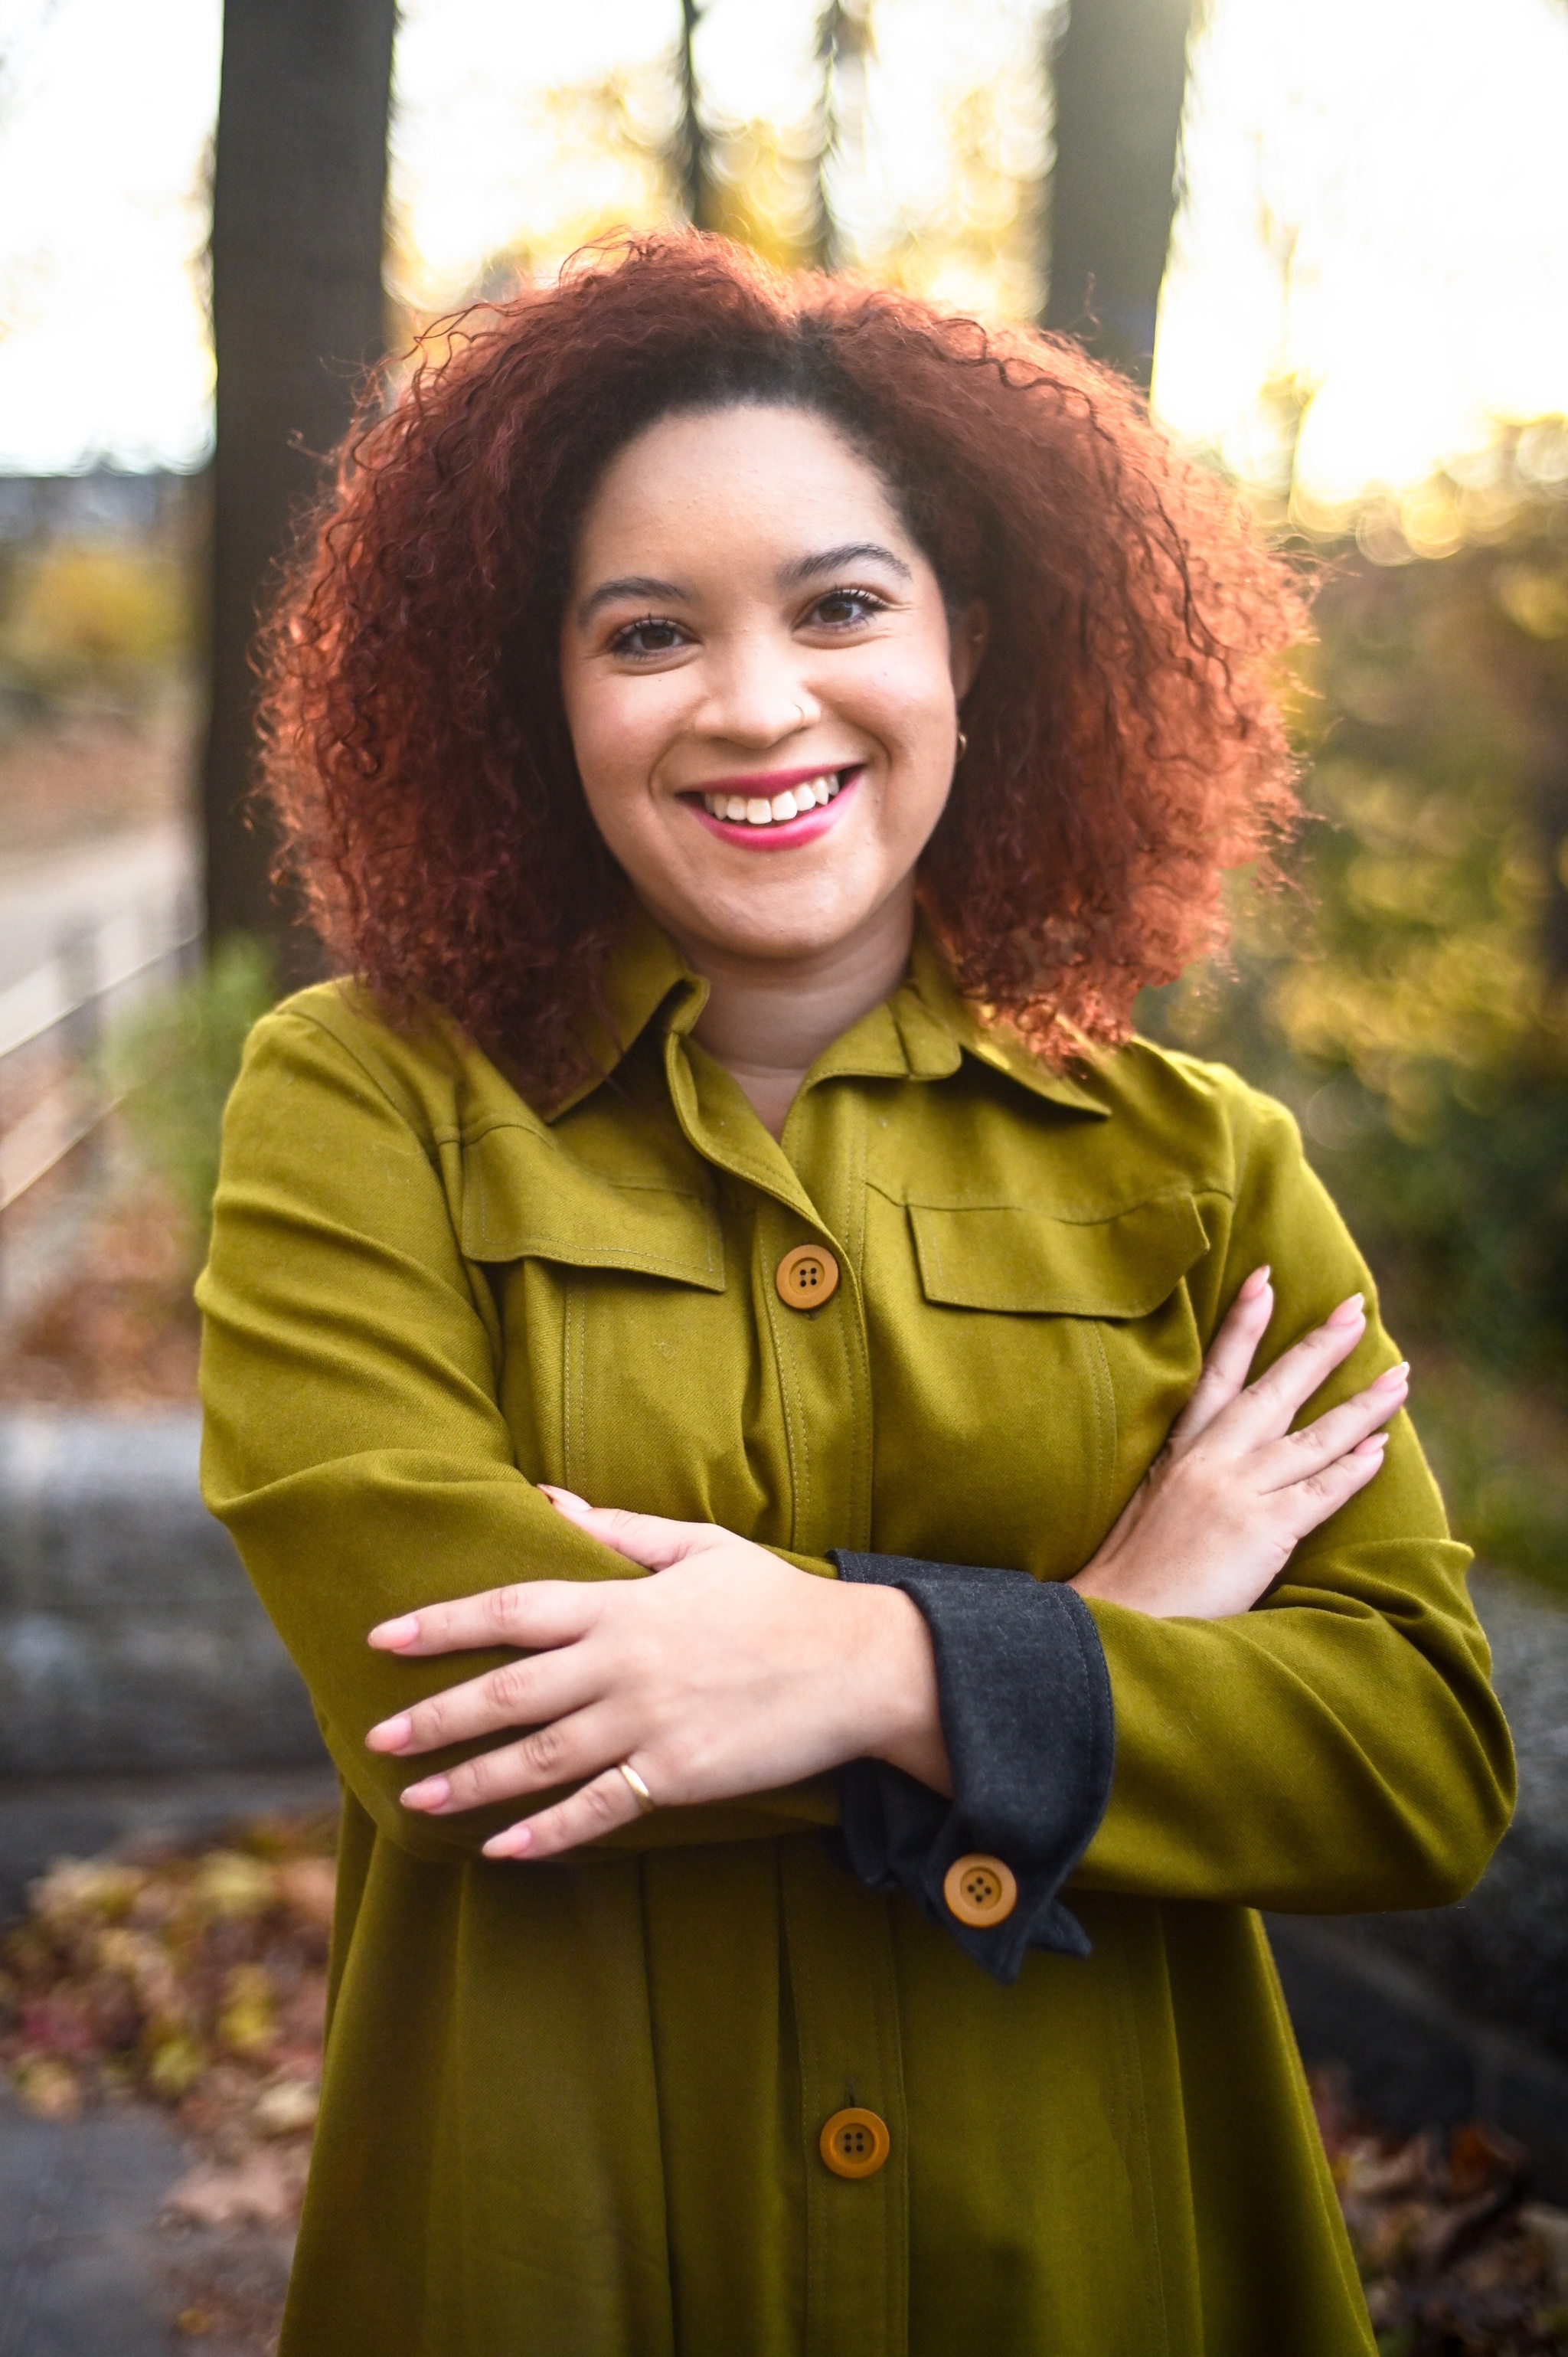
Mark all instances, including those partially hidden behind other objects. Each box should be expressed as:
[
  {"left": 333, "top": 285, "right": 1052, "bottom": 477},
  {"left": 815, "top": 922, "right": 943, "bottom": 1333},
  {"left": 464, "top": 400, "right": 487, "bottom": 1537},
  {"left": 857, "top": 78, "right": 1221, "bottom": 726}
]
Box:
[
  {"left": 0, "top": 1806, "right": 335, "bottom": 2238},
  {"left": 3, "top": 1811, "right": 1566, "bottom": 2352}
]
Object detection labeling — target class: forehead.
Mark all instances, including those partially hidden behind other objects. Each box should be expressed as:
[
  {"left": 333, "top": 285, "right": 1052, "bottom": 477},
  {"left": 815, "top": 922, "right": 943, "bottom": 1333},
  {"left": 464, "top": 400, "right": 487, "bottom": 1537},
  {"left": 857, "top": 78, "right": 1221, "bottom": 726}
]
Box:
[{"left": 573, "top": 404, "right": 912, "bottom": 568}]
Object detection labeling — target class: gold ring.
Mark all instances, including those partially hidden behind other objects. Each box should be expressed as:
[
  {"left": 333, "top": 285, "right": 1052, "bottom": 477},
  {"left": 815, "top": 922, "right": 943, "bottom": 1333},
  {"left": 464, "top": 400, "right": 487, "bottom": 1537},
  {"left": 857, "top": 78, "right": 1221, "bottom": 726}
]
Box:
[{"left": 616, "top": 1761, "right": 656, "bottom": 1816}]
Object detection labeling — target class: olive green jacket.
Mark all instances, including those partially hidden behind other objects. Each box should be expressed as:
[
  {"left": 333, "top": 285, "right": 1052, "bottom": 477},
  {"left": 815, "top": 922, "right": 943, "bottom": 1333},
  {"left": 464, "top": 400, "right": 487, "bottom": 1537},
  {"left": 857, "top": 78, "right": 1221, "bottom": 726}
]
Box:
[{"left": 198, "top": 914, "right": 1514, "bottom": 2357}]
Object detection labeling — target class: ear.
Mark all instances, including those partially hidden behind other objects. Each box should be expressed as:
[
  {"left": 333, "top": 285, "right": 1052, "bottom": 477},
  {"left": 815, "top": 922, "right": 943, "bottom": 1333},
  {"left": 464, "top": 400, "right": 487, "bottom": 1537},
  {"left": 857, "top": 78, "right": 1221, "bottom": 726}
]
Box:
[{"left": 949, "top": 599, "right": 989, "bottom": 701}]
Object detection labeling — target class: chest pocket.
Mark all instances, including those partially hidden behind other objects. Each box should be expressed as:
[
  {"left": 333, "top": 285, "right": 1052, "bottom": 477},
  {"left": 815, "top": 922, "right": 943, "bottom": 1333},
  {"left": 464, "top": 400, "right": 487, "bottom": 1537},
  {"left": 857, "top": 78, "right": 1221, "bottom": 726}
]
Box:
[
  {"left": 458, "top": 1123, "right": 725, "bottom": 1290},
  {"left": 892, "top": 1191, "right": 1212, "bottom": 1573},
  {"left": 459, "top": 1122, "right": 750, "bottom": 1516},
  {"left": 908, "top": 1192, "right": 1210, "bottom": 1319}
]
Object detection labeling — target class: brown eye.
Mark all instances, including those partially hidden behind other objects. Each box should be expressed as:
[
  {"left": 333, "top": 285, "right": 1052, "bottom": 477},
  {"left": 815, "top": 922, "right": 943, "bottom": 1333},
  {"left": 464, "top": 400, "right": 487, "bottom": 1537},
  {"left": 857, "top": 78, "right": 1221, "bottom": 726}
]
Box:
[
  {"left": 812, "top": 588, "right": 884, "bottom": 628},
  {"left": 612, "top": 616, "right": 686, "bottom": 656}
]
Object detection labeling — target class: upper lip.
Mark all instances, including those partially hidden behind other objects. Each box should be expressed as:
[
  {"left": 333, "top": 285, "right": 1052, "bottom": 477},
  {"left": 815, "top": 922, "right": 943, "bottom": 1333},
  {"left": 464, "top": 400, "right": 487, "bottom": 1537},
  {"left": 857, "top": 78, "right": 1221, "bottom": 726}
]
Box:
[{"left": 678, "top": 762, "right": 860, "bottom": 799}]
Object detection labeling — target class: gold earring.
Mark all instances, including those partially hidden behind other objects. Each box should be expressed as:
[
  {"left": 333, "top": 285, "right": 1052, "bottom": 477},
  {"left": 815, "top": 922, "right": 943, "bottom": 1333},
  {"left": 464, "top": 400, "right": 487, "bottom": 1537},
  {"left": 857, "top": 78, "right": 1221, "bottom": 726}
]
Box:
[{"left": 956, "top": 729, "right": 969, "bottom": 760}]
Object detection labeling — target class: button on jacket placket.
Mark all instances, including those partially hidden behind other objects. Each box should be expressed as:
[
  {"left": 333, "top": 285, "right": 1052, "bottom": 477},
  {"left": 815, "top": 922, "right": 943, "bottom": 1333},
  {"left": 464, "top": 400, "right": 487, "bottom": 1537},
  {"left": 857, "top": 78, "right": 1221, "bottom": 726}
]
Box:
[
  {"left": 662, "top": 1007, "right": 905, "bottom": 2355},
  {"left": 660, "top": 1016, "right": 874, "bottom": 1562}
]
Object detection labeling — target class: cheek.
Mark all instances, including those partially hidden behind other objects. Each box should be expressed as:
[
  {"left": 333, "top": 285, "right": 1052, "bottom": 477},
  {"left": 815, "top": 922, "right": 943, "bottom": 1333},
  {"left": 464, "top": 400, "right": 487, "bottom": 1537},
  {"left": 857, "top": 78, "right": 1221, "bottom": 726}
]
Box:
[
  {"left": 838, "top": 633, "right": 956, "bottom": 746},
  {"left": 564, "top": 668, "right": 685, "bottom": 800}
]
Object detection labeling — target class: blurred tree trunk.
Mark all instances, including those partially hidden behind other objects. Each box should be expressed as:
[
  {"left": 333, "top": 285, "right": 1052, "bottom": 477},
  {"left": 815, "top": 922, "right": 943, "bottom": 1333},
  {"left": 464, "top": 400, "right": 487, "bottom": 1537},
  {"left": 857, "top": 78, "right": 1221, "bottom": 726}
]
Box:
[
  {"left": 676, "top": 1, "right": 719, "bottom": 230},
  {"left": 1044, "top": 0, "right": 1198, "bottom": 387},
  {"left": 811, "top": 0, "right": 873, "bottom": 273},
  {"left": 201, "top": 0, "right": 396, "bottom": 977}
]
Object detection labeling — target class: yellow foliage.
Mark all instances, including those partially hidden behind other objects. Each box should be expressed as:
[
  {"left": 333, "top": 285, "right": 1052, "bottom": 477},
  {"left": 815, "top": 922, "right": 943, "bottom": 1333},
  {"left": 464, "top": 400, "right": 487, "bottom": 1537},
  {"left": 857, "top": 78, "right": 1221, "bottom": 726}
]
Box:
[{"left": 0, "top": 540, "right": 194, "bottom": 704}]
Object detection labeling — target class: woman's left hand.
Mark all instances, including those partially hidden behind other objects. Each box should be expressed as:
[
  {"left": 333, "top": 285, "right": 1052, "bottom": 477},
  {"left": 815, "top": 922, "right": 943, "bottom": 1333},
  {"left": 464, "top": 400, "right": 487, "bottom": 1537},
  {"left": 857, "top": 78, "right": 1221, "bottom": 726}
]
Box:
[{"left": 364, "top": 1492, "right": 950, "bottom": 1860}]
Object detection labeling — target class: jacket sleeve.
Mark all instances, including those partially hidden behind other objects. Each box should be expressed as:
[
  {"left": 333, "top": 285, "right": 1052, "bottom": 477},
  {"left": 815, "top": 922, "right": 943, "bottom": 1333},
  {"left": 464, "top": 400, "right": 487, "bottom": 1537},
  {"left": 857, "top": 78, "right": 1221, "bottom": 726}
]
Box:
[
  {"left": 197, "top": 1003, "right": 839, "bottom": 1867},
  {"left": 1073, "top": 1081, "right": 1516, "bottom": 1914}
]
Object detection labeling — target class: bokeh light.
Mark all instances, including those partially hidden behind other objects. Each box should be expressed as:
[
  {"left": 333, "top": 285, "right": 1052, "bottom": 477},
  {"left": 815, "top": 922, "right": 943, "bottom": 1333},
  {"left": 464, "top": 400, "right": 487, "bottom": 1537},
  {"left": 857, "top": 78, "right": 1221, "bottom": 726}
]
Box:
[{"left": 0, "top": 0, "right": 1565, "bottom": 498}]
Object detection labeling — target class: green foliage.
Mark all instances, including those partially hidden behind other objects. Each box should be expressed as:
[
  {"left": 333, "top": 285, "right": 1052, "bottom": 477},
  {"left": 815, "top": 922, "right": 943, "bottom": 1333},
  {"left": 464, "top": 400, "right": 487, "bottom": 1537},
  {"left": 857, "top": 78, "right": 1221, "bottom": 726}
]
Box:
[
  {"left": 106, "top": 937, "right": 278, "bottom": 1241},
  {"left": 1141, "top": 423, "right": 1568, "bottom": 1590},
  {"left": 1150, "top": 424, "right": 1568, "bottom": 1376}
]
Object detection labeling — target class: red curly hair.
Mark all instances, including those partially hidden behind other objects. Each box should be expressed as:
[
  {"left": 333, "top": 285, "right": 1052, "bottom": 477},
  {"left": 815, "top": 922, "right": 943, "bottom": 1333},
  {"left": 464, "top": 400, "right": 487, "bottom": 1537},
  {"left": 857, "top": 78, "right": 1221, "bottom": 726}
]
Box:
[{"left": 257, "top": 234, "right": 1305, "bottom": 1101}]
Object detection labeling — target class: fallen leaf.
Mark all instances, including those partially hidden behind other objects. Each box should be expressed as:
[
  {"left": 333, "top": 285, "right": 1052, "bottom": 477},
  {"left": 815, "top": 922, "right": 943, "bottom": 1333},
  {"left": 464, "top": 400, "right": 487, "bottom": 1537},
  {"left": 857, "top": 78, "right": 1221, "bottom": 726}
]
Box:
[{"left": 165, "top": 2146, "right": 299, "bottom": 2228}]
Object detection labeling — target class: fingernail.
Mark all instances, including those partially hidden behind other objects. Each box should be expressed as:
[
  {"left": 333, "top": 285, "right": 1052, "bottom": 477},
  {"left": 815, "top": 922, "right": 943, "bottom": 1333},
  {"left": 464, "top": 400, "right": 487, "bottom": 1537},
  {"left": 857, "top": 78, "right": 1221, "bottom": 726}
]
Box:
[
  {"left": 483, "top": 1825, "right": 532, "bottom": 1859},
  {"left": 1372, "top": 1361, "right": 1410, "bottom": 1391},
  {"left": 370, "top": 1613, "right": 420, "bottom": 1649},
  {"left": 367, "top": 1711, "right": 412, "bottom": 1754},
  {"left": 400, "top": 1774, "right": 451, "bottom": 1812},
  {"left": 540, "top": 1486, "right": 592, "bottom": 1515},
  {"left": 1240, "top": 1265, "right": 1272, "bottom": 1300},
  {"left": 1327, "top": 1293, "right": 1365, "bottom": 1328}
]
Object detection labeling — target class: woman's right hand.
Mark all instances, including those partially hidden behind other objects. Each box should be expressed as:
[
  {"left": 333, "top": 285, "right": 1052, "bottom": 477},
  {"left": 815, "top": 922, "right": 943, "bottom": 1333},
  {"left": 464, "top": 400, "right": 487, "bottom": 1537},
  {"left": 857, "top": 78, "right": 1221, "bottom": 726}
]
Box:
[{"left": 1070, "top": 1267, "right": 1408, "bottom": 1623}]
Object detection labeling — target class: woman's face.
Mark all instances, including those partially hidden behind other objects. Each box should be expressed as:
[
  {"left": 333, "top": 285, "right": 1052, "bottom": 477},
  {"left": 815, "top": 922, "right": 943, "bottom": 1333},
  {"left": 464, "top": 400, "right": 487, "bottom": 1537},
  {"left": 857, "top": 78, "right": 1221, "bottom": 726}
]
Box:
[{"left": 560, "top": 403, "right": 984, "bottom": 970}]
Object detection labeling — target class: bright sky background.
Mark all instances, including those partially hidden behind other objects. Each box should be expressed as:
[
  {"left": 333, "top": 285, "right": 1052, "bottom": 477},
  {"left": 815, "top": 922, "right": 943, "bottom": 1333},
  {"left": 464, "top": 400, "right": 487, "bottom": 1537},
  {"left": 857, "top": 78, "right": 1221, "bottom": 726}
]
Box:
[{"left": 0, "top": 0, "right": 1565, "bottom": 501}]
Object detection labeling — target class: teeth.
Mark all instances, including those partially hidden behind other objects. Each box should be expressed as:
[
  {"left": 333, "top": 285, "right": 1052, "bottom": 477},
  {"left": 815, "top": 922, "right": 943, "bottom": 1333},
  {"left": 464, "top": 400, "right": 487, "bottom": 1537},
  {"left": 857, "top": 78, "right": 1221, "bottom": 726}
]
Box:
[{"left": 702, "top": 772, "right": 845, "bottom": 824}]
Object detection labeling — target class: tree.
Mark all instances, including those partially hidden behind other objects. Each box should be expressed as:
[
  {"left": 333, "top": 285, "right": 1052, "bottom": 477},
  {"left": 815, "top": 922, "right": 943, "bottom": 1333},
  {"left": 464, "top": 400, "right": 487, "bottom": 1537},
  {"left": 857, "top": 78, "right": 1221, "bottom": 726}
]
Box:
[
  {"left": 675, "top": 0, "right": 719, "bottom": 231},
  {"left": 1044, "top": 0, "right": 1198, "bottom": 386},
  {"left": 201, "top": 0, "right": 396, "bottom": 976}
]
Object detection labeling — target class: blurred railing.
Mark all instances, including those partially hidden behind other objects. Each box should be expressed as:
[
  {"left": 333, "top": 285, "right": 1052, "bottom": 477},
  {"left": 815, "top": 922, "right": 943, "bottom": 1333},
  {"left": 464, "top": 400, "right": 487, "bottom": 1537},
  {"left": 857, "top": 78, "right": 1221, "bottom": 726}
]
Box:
[{"left": 0, "top": 891, "right": 201, "bottom": 1215}]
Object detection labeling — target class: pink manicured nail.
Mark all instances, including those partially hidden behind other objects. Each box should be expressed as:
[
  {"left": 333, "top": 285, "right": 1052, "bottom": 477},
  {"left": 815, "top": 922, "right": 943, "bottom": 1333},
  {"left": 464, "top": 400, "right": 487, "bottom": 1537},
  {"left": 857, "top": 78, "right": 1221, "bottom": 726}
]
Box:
[
  {"left": 540, "top": 1486, "right": 592, "bottom": 1515},
  {"left": 370, "top": 1613, "right": 420, "bottom": 1649},
  {"left": 400, "top": 1774, "right": 451, "bottom": 1811},
  {"left": 1240, "top": 1265, "right": 1272, "bottom": 1300},
  {"left": 482, "top": 1825, "right": 533, "bottom": 1859},
  {"left": 367, "top": 1711, "right": 412, "bottom": 1753},
  {"left": 1327, "top": 1293, "right": 1365, "bottom": 1328},
  {"left": 1372, "top": 1361, "right": 1410, "bottom": 1391}
]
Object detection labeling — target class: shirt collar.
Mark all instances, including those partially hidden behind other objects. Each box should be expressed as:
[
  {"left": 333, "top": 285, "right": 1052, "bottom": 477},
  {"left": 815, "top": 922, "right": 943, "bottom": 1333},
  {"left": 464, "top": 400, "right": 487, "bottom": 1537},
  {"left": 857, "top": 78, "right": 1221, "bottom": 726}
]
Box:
[{"left": 538, "top": 905, "right": 1109, "bottom": 1123}]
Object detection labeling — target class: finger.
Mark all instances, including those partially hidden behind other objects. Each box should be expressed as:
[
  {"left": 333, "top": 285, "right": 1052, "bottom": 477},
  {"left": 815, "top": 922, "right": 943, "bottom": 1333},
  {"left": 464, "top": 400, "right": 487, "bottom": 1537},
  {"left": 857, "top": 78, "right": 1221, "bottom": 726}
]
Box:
[
  {"left": 1273, "top": 1428, "right": 1390, "bottom": 1536},
  {"left": 1254, "top": 1362, "right": 1408, "bottom": 1492},
  {"left": 482, "top": 1765, "right": 647, "bottom": 1862},
  {"left": 1220, "top": 1293, "right": 1368, "bottom": 1441},
  {"left": 1172, "top": 1267, "right": 1273, "bottom": 1443},
  {"left": 398, "top": 1702, "right": 625, "bottom": 1816},
  {"left": 368, "top": 1579, "right": 601, "bottom": 1659},
  {"left": 541, "top": 1490, "right": 728, "bottom": 1571},
  {"left": 366, "top": 1642, "right": 599, "bottom": 1757}
]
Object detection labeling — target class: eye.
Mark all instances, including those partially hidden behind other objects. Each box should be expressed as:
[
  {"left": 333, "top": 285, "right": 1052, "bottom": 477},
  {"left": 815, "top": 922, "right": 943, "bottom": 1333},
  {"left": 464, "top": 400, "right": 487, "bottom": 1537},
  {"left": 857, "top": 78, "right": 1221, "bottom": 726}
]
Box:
[
  {"left": 608, "top": 614, "right": 689, "bottom": 658},
  {"left": 807, "top": 586, "right": 889, "bottom": 630}
]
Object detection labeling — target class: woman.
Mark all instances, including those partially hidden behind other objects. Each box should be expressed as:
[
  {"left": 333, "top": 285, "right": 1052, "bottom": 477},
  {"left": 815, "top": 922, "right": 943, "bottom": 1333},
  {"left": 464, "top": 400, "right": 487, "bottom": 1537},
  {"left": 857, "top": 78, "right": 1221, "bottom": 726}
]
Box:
[{"left": 198, "top": 236, "right": 1513, "bottom": 2355}]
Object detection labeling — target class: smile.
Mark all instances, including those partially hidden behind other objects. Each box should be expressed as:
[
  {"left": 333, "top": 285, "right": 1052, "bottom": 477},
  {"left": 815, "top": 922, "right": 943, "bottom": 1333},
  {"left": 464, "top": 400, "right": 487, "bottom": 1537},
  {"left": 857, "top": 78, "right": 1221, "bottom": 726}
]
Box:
[
  {"left": 701, "top": 770, "right": 848, "bottom": 825},
  {"left": 683, "top": 765, "right": 861, "bottom": 849}
]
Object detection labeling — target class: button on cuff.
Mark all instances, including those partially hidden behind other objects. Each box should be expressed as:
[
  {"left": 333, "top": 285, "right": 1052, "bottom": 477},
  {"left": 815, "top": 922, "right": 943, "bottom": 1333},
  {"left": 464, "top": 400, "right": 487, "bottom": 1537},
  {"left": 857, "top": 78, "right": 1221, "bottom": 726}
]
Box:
[{"left": 829, "top": 1552, "right": 1115, "bottom": 1984}]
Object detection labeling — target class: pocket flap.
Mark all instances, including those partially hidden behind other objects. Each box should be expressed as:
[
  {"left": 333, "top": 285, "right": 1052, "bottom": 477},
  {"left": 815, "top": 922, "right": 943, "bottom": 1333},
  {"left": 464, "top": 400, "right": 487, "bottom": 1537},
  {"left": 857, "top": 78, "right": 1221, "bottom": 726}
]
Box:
[
  {"left": 459, "top": 1125, "right": 724, "bottom": 1290},
  {"left": 910, "top": 1194, "right": 1208, "bottom": 1318}
]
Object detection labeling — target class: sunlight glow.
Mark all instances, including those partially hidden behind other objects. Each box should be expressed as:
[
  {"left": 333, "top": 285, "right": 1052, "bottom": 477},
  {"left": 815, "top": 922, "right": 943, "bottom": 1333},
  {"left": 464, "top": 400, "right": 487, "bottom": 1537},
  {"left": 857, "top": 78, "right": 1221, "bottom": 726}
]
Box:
[{"left": 0, "top": 0, "right": 1563, "bottom": 499}]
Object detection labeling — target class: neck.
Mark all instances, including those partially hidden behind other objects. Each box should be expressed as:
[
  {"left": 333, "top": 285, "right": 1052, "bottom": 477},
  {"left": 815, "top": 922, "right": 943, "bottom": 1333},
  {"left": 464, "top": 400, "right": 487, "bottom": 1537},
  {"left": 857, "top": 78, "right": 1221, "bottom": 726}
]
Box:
[{"left": 666, "top": 888, "right": 916, "bottom": 1139}]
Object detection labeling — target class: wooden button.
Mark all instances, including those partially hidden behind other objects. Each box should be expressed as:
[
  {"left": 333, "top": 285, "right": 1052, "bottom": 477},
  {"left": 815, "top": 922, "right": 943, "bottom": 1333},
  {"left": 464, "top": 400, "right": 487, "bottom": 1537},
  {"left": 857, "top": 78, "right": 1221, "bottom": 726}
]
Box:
[
  {"left": 776, "top": 1244, "right": 840, "bottom": 1309},
  {"left": 819, "top": 2107, "right": 890, "bottom": 2179},
  {"left": 942, "top": 1853, "right": 1018, "bottom": 1928}
]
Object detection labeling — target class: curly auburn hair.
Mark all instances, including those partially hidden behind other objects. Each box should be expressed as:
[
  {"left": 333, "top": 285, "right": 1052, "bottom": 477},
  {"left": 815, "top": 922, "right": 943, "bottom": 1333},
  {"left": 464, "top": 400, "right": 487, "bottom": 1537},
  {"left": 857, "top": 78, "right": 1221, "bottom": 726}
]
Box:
[{"left": 257, "top": 233, "right": 1305, "bottom": 1101}]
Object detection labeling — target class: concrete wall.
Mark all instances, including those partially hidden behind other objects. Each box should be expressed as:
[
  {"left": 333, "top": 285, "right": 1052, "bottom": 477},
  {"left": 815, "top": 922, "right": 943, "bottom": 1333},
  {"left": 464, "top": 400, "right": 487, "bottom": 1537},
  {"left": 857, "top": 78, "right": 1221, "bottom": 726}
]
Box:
[{"left": 0, "top": 1412, "right": 322, "bottom": 1777}]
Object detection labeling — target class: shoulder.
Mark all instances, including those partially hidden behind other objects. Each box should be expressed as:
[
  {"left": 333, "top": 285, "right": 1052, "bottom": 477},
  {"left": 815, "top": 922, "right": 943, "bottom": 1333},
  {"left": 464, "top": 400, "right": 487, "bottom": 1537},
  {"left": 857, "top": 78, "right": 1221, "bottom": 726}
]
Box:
[
  {"left": 1067, "top": 1034, "right": 1305, "bottom": 1205},
  {"left": 234, "top": 980, "right": 540, "bottom": 1155}
]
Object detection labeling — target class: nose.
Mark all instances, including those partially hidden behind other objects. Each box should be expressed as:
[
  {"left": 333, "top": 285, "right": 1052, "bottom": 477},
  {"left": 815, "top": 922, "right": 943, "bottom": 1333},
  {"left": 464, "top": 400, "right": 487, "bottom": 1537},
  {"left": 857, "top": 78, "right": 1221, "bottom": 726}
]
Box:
[{"left": 691, "top": 627, "right": 820, "bottom": 750}]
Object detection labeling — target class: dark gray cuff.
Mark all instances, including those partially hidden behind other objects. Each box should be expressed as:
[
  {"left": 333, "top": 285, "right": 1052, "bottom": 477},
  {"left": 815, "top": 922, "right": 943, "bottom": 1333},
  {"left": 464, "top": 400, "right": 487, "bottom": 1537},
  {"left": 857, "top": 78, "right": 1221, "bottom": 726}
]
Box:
[{"left": 828, "top": 1552, "right": 1114, "bottom": 1985}]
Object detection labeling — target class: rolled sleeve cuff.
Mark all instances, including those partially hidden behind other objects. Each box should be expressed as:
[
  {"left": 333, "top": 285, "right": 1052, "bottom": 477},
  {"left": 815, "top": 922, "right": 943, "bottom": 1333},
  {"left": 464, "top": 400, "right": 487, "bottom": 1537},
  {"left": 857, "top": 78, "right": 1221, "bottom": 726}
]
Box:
[{"left": 828, "top": 1552, "right": 1115, "bottom": 1985}]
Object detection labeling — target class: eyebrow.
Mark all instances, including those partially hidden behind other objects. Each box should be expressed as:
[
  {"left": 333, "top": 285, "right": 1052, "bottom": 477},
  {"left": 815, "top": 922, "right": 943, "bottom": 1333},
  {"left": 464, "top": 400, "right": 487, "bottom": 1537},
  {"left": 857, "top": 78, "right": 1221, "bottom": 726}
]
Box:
[
  {"left": 574, "top": 574, "right": 688, "bottom": 626},
  {"left": 776, "top": 541, "right": 913, "bottom": 590}
]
